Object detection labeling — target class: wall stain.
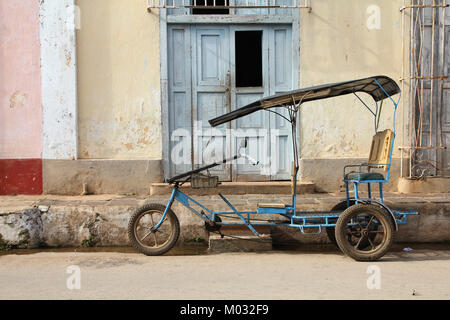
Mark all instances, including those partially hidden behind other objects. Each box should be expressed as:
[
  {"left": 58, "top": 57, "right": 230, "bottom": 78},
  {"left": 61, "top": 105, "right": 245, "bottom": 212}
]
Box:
[{"left": 9, "top": 91, "right": 28, "bottom": 109}]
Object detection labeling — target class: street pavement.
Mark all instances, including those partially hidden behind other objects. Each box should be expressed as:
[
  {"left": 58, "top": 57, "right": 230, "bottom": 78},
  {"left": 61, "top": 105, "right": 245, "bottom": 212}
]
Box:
[{"left": 0, "top": 245, "right": 449, "bottom": 300}]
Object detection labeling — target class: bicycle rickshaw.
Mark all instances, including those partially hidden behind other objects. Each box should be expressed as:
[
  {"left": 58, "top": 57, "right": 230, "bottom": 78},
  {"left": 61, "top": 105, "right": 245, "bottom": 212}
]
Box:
[{"left": 128, "top": 75, "right": 418, "bottom": 261}]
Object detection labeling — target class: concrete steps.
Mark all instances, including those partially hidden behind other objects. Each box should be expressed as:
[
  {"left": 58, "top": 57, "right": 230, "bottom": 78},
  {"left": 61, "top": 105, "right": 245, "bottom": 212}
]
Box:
[{"left": 150, "top": 181, "right": 315, "bottom": 196}]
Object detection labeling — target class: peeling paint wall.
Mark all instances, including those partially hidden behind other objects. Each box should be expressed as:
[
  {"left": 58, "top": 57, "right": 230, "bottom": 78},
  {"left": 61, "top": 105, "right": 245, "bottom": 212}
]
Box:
[
  {"left": 0, "top": 0, "right": 42, "bottom": 159},
  {"left": 40, "top": 0, "right": 78, "bottom": 160},
  {"left": 299, "top": 0, "right": 409, "bottom": 160},
  {"left": 76, "top": 0, "right": 162, "bottom": 160}
]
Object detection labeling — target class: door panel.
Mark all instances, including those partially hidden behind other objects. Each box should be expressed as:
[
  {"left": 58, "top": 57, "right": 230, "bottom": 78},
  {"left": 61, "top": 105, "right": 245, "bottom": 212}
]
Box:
[
  {"left": 269, "top": 26, "right": 293, "bottom": 179},
  {"left": 192, "top": 27, "right": 231, "bottom": 179},
  {"left": 197, "top": 92, "right": 227, "bottom": 128},
  {"left": 273, "top": 28, "right": 292, "bottom": 91},
  {"left": 234, "top": 93, "right": 270, "bottom": 180},
  {"left": 198, "top": 33, "right": 226, "bottom": 85},
  {"left": 168, "top": 27, "right": 192, "bottom": 176}
]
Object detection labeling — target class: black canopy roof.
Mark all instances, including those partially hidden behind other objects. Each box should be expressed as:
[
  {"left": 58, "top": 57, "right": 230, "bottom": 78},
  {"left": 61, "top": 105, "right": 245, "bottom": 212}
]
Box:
[{"left": 209, "top": 75, "right": 400, "bottom": 127}]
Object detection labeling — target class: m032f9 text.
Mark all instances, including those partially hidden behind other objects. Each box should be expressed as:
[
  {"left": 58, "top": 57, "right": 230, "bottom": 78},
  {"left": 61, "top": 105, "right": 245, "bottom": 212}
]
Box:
[{"left": 224, "top": 304, "right": 269, "bottom": 315}]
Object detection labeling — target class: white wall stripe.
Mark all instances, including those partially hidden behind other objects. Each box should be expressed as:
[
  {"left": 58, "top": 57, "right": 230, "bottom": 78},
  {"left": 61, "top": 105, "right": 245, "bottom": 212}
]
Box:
[{"left": 40, "top": 0, "right": 78, "bottom": 160}]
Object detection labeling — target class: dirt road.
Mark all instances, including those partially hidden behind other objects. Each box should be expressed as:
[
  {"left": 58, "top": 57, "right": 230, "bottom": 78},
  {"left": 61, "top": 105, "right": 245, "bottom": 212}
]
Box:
[{"left": 0, "top": 246, "right": 449, "bottom": 300}]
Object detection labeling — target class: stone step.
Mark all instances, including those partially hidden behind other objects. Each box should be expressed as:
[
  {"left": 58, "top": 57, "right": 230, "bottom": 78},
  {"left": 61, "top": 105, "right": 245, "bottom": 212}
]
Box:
[
  {"left": 150, "top": 181, "right": 315, "bottom": 196},
  {"left": 219, "top": 224, "right": 271, "bottom": 236}
]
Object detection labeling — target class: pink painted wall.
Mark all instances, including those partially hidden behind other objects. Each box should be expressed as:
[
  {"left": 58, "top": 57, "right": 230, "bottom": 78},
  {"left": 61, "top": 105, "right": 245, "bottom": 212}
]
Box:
[{"left": 0, "top": 0, "right": 42, "bottom": 159}]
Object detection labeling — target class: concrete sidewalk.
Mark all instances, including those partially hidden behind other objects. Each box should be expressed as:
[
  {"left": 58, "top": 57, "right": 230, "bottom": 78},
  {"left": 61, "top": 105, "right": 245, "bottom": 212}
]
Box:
[{"left": 0, "top": 192, "right": 449, "bottom": 250}]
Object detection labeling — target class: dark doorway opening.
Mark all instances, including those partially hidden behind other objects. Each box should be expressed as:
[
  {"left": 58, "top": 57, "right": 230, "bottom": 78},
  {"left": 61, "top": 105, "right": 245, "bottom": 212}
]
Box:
[
  {"left": 192, "top": 0, "right": 230, "bottom": 15},
  {"left": 235, "top": 31, "right": 263, "bottom": 88}
]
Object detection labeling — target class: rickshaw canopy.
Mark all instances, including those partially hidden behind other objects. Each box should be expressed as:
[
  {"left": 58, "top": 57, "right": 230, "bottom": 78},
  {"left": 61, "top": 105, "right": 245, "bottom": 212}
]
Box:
[{"left": 209, "top": 75, "right": 400, "bottom": 127}]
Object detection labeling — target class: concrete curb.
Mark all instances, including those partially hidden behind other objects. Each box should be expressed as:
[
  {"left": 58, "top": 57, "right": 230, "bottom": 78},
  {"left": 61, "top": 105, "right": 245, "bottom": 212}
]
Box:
[{"left": 0, "top": 193, "right": 449, "bottom": 250}]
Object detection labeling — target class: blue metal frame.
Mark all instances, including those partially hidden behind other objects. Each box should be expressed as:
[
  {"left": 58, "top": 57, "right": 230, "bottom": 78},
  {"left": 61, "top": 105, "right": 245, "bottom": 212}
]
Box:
[
  {"left": 156, "top": 185, "right": 416, "bottom": 237},
  {"left": 154, "top": 78, "right": 418, "bottom": 237}
]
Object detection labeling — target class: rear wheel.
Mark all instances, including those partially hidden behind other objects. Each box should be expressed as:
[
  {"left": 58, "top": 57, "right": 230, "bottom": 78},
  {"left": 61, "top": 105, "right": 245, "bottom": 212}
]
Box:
[
  {"left": 335, "top": 204, "right": 394, "bottom": 261},
  {"left": 128, "top": 203, "right": 180, "bottom": 256}
]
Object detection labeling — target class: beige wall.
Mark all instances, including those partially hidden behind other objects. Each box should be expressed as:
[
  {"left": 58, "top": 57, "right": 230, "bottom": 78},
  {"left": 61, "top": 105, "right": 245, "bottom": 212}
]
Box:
[
  {"left": 299, "top": 0, "right": 410, "bottom": 160},
  {"left": 76, "top": 0, "right": 161, "bottom": 160}
]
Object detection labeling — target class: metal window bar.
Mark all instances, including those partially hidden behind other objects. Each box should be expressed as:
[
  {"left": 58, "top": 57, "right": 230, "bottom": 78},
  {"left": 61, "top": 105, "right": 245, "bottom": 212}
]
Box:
[
  {"left": 146, "top": 0, "right": 311, "bottom": 10},
  {"left": 400, "top": 0, "right": 448, "bottom": 178}
]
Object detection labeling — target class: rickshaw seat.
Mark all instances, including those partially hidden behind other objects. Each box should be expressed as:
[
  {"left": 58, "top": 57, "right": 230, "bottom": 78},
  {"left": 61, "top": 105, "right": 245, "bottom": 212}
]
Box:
[
  {"left": 343, "top": 129, "right": 394, "bottom": 203},
  {"left": 344, "top": 172, "right": 384, "bottom": 181},
  {"left": 344, "top": 129, "right": 393, "bottom": 182}
]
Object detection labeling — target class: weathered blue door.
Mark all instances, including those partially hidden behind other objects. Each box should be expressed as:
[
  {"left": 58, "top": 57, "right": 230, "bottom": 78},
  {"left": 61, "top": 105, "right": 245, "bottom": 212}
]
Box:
[{"left": 168, "top": 24, "right": 293, "bottom": 181}]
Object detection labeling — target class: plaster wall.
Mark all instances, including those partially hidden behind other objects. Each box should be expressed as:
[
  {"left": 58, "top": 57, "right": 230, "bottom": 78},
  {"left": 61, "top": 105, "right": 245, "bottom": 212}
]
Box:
[
  {"left": 299, "top": 0, "right": 409, "bottom": 160},
  {"left": 76, "top": 0, "right": 162, "bottom": 160},
  {"left": 0, "top": 0, "right": 42, "bottom": 159}
]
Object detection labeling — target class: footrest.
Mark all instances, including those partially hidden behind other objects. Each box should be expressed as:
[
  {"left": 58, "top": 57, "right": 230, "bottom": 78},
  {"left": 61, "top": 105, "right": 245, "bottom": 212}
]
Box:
[
  {"left": 393, "top": 210, "right": 419, "bottom": 225},
  {"left": 258, "top": 203, "right": 286, "bottom": 208},
  {"left": 257, "top": 204, "right": 288, "bottom": 214}
]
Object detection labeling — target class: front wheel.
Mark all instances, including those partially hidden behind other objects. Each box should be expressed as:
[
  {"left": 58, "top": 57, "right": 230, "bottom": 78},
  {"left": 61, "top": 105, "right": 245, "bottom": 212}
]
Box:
[
  {"left": 335, "top": 204, "right": 394, "bottom": 261},
  {"left": 326, "top": 200, "right": 355, "bottom": 247},
  {"left": 128, "top": 203, "right": 180, "bottom": 256}
]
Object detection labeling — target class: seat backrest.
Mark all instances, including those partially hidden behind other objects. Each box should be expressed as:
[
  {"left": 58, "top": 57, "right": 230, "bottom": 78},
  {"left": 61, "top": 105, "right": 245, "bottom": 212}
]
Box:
[{"left": 368, "top": 129, "right": 394, "bottom": 171}]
